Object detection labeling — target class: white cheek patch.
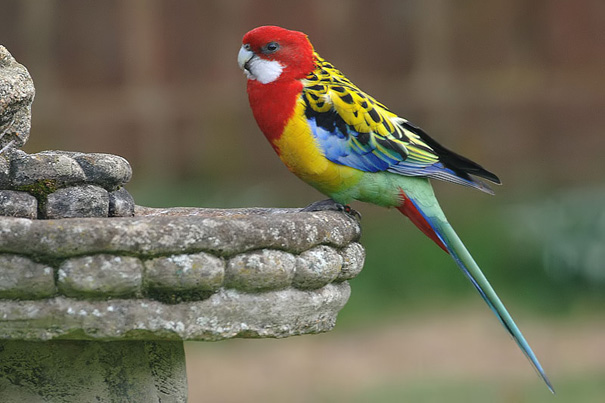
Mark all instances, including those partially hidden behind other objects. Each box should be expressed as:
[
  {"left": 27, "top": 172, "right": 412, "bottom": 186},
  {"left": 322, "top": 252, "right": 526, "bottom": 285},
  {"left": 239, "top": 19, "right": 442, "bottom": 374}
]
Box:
[{"left": 248, "top": 57, "right": 284, "bottom": 84}]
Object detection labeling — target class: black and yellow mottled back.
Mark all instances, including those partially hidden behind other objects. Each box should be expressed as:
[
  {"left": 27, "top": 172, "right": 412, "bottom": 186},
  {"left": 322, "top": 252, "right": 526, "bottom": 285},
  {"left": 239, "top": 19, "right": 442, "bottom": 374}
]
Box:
[{"left": 300, "top": 53, "right": 500, "bottom": 192}]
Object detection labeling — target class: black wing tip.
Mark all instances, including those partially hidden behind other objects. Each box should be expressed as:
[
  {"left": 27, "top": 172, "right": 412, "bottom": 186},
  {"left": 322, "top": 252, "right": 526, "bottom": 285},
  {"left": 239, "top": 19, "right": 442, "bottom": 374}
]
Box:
[
  {"left": 402, "top": 121, "right": 502, "bottom": 187},
  {"left": 468, "top": 166, "right": 501, "bottom": 187},
  {"left": 470, "top": 165, "right": 501, "bottom": 185}
]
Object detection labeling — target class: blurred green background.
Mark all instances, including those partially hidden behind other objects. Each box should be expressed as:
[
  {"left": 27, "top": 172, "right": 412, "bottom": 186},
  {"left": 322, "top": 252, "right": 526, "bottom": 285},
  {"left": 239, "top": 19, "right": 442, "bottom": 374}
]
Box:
[{"left": 2, "top": 1, "right": 604, "bottom": 401}]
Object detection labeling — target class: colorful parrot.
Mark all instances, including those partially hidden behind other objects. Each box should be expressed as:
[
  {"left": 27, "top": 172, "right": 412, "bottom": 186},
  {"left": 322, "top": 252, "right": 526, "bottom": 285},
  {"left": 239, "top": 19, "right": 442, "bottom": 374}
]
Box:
[{"left": 238, "top": 25, "right": 553, "bottom": 393}]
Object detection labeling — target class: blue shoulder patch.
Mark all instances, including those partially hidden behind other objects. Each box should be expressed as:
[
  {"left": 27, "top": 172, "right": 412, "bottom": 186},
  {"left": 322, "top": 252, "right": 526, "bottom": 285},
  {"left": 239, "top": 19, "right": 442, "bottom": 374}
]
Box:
[{"left": 308, "top": 117, "right": 397, "bottom": 173}]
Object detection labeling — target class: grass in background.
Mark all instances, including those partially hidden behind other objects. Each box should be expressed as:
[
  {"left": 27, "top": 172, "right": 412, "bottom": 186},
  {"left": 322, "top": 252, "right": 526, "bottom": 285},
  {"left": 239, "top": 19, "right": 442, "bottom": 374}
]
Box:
[{"left": 340, "top": 373, "right": 605, "bottom": 403}]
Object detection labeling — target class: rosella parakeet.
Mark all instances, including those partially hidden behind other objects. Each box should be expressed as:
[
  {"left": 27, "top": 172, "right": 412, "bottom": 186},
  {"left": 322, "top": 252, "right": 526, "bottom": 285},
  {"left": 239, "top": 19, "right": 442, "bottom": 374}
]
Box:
[{"left": 238, "top": 25, "right": 553, "bottom": 393}]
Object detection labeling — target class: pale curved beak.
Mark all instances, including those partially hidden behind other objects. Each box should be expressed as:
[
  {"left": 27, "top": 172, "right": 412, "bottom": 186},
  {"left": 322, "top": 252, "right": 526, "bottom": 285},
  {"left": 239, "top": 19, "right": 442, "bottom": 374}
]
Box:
[{"left": 238, "top": 46, "right": 254, "bottom": 73}]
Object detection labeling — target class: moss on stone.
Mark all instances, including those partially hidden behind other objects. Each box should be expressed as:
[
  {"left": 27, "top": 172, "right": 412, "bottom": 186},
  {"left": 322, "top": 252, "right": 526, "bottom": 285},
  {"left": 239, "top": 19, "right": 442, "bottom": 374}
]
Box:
[
  {"left": 16, "top": 178, "right": 58, "bottom": 199},
  {"left": 16, "top": 179, "right": 58, "bottom": 216},
  {"left": 146, "top": 288, "right": 215, "bottom": 304}
]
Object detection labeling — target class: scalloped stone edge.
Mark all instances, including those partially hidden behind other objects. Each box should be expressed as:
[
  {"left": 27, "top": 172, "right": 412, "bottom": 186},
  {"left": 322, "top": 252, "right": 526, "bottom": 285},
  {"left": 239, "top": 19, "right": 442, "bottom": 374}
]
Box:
[{"left": 0, "top": 207, "right": 364, "bottom": 341}]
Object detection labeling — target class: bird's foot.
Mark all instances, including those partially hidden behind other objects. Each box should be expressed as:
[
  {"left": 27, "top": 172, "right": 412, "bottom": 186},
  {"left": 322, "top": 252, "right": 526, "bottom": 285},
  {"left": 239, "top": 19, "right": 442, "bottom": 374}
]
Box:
[{"left": 301, "top": 199, "right": 361, "bottom": 220}]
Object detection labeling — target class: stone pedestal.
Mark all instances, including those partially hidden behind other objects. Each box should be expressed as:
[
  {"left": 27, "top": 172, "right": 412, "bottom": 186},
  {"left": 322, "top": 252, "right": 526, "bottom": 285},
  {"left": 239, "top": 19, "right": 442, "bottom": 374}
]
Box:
[{"left": 0, "top": 340, "right": 186, "bottom": 403}]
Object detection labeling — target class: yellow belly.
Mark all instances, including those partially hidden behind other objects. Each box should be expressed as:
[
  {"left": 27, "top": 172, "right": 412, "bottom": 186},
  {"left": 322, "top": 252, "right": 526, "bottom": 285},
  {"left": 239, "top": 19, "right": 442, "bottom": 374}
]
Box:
[{"left": 273, "top": 102, "right": 363, "bottom": 198}]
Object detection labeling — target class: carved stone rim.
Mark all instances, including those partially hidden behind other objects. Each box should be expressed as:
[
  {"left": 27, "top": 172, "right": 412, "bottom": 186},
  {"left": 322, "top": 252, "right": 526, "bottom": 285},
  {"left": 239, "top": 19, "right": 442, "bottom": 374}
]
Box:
[{"left": 0, "top": 207, "right": 365, "bottom": 341}]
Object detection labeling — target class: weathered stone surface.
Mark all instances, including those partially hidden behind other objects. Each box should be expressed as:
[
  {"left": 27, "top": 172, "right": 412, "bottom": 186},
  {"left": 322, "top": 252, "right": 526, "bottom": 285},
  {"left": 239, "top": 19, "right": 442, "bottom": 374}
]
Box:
[
  {"left": 0, "top": 149, "right": 133, "bottom": 218},
  {"left": 0, "top": 190, "right": 37, "bottom": 218},
  {"left": 74, "top": 152, "right": 132, "bottom": 188},
  {"left": 44, "top": 184, "right": 109, "bottom": 219},
  {"left": 337, "top": 242, "right": 366, "bottom": 281},
  {"left": 0, "top": 209, "right": 361, "bottom": 258},
  {"left": 145, "top": 253, "right": 224, "bottom": 297},
  {"left": 226, "top": 249, "right": 296, "bottom": 292},
  {"left": 58, "top": 254, "right": 143, "bottom": 298},
  {"left": 0, "top": 208, "right": 364, "bottom": 341},
  {"left": 9, "top": 149, "right": 85, "bottom": 188},
  {"left": 135, "top": 205, "right": 299, "bottom": 217},
  {"left": 42, "top": 151, "right": 132, "bottom": 190},
  {"left": 294, "top": 245, "right": 342, "bottom": 290},
  {"left": 109, "top": 187, "right": 135, "bottom": 217},
  {"left": 0, "top": 340, "right": 187, "bottom": 402},
  {"left": 0, "top": 153, "right": 9, "bottom": 187},
  {"left": 0, "top": 46, "right": 34, "bottom": 149},
  {"left": 0, "top": 254, "right": 54, "bottom": 299},
  {"left": 0, "top": 283, "right": 350, "bottom": 341}
]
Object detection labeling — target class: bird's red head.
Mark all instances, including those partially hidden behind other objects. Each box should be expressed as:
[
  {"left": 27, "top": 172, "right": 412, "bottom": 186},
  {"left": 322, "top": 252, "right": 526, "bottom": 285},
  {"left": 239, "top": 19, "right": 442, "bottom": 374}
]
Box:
[{"left": 238, "top": 26, "right": 315, "bottom": 84}]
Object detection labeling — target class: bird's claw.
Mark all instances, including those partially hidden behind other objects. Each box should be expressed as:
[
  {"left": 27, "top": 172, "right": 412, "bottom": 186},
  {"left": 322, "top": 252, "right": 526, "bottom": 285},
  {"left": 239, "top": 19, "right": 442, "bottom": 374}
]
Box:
[{"left": 301, "top": 199, "right": 361, "bottom": 220}]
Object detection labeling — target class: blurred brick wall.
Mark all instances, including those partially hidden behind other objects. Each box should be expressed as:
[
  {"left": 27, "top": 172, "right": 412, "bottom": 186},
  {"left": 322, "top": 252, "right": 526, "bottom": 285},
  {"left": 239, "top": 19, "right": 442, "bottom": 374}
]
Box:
[{"left": 1, "top": 0, "right": 604, "bottom": 197}]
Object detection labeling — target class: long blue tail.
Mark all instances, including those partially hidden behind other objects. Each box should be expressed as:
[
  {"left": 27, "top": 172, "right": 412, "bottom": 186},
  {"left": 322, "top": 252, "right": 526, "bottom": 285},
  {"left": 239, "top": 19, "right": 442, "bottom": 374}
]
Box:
[{"left": 398, "top": 186, "right": 554, "bottom": 393}]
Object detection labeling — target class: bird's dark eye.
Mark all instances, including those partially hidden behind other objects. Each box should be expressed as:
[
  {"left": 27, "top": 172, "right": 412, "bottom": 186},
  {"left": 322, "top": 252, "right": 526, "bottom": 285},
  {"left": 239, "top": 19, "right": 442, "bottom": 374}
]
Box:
[{"left": 262, "top": 41, "right": 280, "bottom": 54}]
